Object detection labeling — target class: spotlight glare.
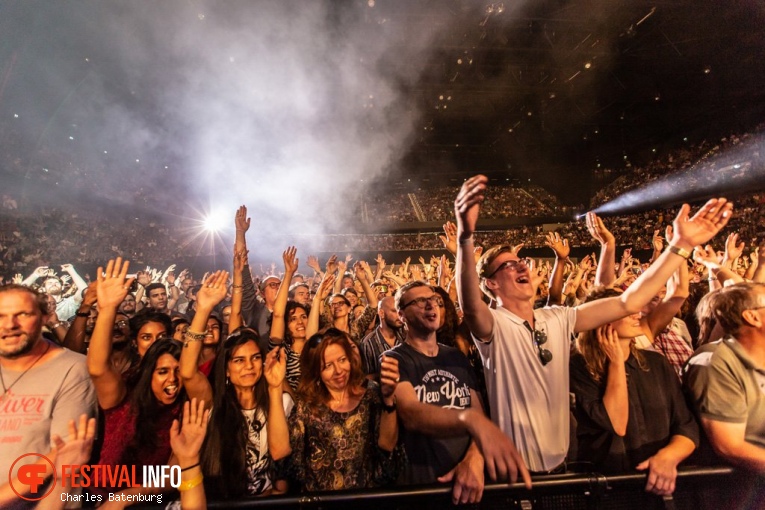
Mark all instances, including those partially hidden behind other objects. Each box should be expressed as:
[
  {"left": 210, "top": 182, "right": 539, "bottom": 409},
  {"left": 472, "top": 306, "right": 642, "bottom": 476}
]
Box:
[{"left": 202, "top": 212, "right": 227, "bottom": 233}]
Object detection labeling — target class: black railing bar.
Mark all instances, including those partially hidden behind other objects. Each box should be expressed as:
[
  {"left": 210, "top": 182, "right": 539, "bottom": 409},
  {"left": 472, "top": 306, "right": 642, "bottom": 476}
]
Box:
[{"left": 200, "top": 466, "right": 734, "bottom": 509}]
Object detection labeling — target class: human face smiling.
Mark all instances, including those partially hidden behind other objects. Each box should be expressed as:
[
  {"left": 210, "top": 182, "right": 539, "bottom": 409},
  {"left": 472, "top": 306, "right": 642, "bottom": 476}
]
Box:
[
  {"left": 135, "top": 321, "right": 168, "bottom": 357},
  {"left": 329, "top": 297, "right": 350, "bottom": 319},
  {"left": 226, "top": 340, "right": 263, "bottom": 390},
  {"left": 204, "top": 318, "right": 221, "bottom": 346},
  {"left": 610, "top": 312, "right": 644, "bottom": 340},
  {"left": 320, "top": 343, "right": 351, "bottom": 394},
  {"left": 287, "top": 307, "right": 308, "bottom": 340},
  {"left": 485, "top": 255, "right": 533, "bottom": 300},
  {"left": 151, "top": 353, "right": 181, "bottom": 405}
]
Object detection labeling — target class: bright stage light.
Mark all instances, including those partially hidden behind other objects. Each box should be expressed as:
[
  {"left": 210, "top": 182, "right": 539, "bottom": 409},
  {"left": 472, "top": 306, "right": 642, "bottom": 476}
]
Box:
[{"left": 202, "top": 212, "right": 227, "bottom": 232}]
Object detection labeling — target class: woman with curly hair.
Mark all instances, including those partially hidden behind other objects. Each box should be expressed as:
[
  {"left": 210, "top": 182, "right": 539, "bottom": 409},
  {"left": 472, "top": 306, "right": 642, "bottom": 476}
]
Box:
[{"left": 288, "top": 328, "right": 402, "bottom": 492}]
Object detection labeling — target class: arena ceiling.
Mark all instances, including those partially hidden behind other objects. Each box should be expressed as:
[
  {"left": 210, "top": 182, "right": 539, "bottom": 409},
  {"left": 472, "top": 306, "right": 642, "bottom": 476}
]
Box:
[{"left": 1, "top": 0, "right": 764, "bottom": 212}]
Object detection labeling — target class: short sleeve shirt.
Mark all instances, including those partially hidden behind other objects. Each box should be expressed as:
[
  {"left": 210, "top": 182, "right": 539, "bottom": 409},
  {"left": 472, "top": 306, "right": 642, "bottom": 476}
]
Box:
[
  {"left": 683, "top": 338, "right": 765, "bottom": 448},
  {"left": 474, "top": 305, "right": 577, "bottom": 472},
  {"left": 386, "top": 342, "right": 476, "bottom": 484}
]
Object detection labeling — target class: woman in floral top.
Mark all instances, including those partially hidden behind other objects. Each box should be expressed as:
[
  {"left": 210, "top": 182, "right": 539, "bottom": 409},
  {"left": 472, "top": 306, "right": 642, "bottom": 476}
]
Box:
[{"left": 288, "top": 328, "right": 403, "bottom": 491}]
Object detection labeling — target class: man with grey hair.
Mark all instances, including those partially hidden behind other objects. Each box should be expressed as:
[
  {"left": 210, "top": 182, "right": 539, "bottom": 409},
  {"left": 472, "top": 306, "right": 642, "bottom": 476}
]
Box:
[
  {"left": 683, "top": 282, "right": 765, "bottom": 484},
  {"left": 0, "top": 284, "right": 96, "bottom": 505}
]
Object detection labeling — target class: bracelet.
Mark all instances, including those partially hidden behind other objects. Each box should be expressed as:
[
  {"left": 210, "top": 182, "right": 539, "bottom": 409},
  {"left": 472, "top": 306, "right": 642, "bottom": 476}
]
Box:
[
  {"left": 232, "top": 284, "right": 243, "bottom": 289},
  {"left": 49, "top": 322, "right": 65, "bottom": 329},
  {"left": 75, "top": 311, "right": 90, "bottom": 317},
  {"left": 180, "top": 462, "right": 200, "bottom": 472},
  {"left": 184, "top": 329, "right": 207, "bottom": 341},
  {"left": 177, "top": 474, "right": 203, "bottom": 492},
  {"left": 458, "top": 236, "right": 474, "bottom": 245},
  {"left": 667, "top": 245, "right": 691, "bottom": 259}
]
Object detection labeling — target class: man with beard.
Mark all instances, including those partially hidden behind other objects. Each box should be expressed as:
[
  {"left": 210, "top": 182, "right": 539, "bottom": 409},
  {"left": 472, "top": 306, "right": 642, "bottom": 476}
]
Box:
[
  {"left": 359, "top": 296, "right": 404, "bottom": 376},
  {"left": 142, "top": 282, "right": 176, "bottom": 315},
  {"left": 21, "top": 263, "right": 88, "bottom": 321},
  {"left": 118, "top": 293, "right": 138, "bottom": 318},
  {"left": 0, "top": 284, "right": 96, "bottom": 505}
]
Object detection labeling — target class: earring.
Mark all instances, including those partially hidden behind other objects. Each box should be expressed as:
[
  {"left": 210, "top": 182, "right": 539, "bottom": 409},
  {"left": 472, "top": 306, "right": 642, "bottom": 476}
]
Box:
[{"left": 226, "top": 377, "right": 230, "bottom": 386}]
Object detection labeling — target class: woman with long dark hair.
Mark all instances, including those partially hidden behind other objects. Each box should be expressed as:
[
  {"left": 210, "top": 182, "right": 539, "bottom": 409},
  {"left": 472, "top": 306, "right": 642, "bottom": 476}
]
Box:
[
  {"left": 288, "top": 328, "right": 402, "bottom": 492},
  {"left": 269, "top": 247, "right": 310, "bottom": 391},
  {"left": 570, "top": 288, "right": 699, "bottom": 496},
  {"left": 87, "top": 258, "right": 185, "bottom": 495},
  {"left": 181, "top": 321, "right": 290, "bottom": 499}
]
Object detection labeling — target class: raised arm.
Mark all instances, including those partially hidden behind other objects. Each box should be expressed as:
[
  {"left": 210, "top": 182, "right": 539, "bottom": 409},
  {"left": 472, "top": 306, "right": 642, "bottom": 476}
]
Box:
[
  {"left": 306, "top": 273, "right": 335, "bottom": 338},
  {"left": 170, "top": 399, "right": 210, "bottom": 510},
  {"left": 544, "top": 232, "right": 570, "bottom": 306},
  {"left": 270, "top": 247, "right": 299, "bottom": 344},
  {"left": 586, "top": 213, "right": 617, "bottom": 287},
  {"left": 575, "top": 198, "right": 733, "bottom": 333},
  {"left": 454, "top": 175, "right": 495, "bottom": 341},
  {"left": 88, "top": 258, "right": 135, "bottom": 409},
  {"left": 180, "top": 271, "right": 228, "bottom": 405},
  {"left": 229, "top": 248, "right": 247, "bottom": 331},
  {"left": 63, "top": 282, "right": 98, "bottom": 353},
  {"left": 264, "top": 346, "right": 291, "bottom": 460},
  {"left": 355, "top": 261, "right": 378, "bottom": 309},
  {"left": 61, "top": 263, "right": 87, "bottom": 303}
]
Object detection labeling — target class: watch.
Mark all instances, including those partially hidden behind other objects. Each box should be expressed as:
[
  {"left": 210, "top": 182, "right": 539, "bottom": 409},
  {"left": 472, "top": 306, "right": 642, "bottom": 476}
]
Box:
[{"left": 381, "top": 399, "right": 396, "bottom": 413}]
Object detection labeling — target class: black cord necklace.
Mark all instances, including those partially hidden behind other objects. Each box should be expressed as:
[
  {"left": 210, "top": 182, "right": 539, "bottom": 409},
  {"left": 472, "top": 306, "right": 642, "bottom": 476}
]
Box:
[{"left": 0, "top": 342, "right": 51, "bottom": 399}]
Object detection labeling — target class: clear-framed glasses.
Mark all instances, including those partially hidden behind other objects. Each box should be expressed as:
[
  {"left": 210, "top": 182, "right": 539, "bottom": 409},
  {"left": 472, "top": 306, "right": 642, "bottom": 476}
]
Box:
[
  {"left": 485, "top": 258, "right": 529, "bottom": 279},
  {"left": 401, "top": 295, "right": 443, "bottom": 310}
]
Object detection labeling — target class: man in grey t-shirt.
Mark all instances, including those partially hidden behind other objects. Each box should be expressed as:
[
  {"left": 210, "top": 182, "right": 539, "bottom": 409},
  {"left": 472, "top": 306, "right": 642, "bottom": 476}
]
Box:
[{"left": 0, "top": 284, "right": 96, "bottom": 506}]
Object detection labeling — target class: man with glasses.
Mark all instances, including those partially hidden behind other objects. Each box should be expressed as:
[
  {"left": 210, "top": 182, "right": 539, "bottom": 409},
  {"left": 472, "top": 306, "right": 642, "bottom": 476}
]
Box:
[
  {"left": 683, "top": 282, "right": 765, "bottom": 494},
  {"left": 387, "top": 281, "right": 531, "bottom": 505},
  {"left": 454, "top": 174, "right": 733, "bottom": 475}
]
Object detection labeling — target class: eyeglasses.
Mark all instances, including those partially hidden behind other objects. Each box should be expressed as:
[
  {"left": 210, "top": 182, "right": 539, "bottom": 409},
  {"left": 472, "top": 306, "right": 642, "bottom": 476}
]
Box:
[
  {"left": 524, "top": 321, "right": 552, "bottom": 366},
  {"left": 115, "top": 320, "right": 129, "bottom": 328},
  {"left": 330, "top": 301, "right": 348, "bottom": 308},
  {"left": 400, "top": 295, "right": 444, "bottom": 310},
  {"left": 485, "top": 258, "right": 529, "bottom": 279}
]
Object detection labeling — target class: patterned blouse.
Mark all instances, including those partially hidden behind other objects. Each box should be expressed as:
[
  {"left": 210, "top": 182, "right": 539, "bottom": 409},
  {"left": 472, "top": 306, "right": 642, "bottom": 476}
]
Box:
[{"left": 287, "top": 382, "right": 404, "bottom": 491}]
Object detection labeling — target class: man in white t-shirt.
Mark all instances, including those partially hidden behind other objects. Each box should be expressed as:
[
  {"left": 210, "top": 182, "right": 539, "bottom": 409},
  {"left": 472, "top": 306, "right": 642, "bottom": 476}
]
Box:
[
  {"left": 0, "top": 284, "right": 96, "bottom": 506},
  {"left": 454, "top": 175, "right": 732, "bottom": 477}
]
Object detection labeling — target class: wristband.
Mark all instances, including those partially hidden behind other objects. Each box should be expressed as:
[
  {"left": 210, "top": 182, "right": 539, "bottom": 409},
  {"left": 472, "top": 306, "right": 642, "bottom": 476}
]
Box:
[
  {"left": 458, "top": 236, "right": 474, "bottom": 245},
  {"left": 75, "top": 311, "right": 90, "bottom": 318},
  {"left": 381, "top": 399, "right": 396, "bottom": 413},
  {"left": 667, "top": 245, "right": 691, "bottom": 259},
  {"left": 177, "top": 474, "right": 203, "bottom": 492},
  {"left": 180, "top": 462, "right": 200, "bottom": 472}
]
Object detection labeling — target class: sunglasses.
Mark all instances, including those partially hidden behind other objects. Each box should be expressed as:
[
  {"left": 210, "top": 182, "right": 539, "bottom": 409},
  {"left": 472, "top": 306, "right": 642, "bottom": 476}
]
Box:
[
  {"left": 524, "top": 321, "right": 552, "bottom": 366},
  {"left": 485, "top": 258, "right": 529, "bottom": 279}
]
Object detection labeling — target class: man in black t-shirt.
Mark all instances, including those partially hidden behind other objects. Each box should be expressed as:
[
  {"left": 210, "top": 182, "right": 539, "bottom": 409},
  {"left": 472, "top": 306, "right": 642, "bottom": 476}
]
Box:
[{"left": 386, "top": 281, "right": 530, "bottom": 505}]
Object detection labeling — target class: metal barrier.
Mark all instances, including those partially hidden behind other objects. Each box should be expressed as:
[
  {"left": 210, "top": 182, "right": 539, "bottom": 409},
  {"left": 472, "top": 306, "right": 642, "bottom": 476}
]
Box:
[{"left": 134, "top": 465, "right": 765, "bottom": 510}]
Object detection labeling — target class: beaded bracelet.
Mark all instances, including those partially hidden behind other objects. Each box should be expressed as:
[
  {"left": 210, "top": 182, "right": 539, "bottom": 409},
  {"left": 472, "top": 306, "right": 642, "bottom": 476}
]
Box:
[
  {"left": 177, "top": 474, "right": 203, "bottom": 492},
  {"left": 184, "top": 330, "right": 207, "bottom": 341}
]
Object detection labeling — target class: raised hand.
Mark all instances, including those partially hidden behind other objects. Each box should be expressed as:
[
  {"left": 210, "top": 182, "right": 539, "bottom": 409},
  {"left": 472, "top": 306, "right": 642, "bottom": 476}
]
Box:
[
  {"left": 264, "top": 346, "right": 287, "bottom": 389},
  {"left": 235, "top": 205, "right": 251, "bottom": 233},
  {"left": 50, "top": 414, "right": 97, "bottom": 469},
  {"left": 671, "top": 198, "right": 733, "bottom": 249},
  {"left": 307, "top": 255, "right": 321, "bottom": 273},
  {"left": 439, "top": 221, "right": 458, "bottom": 255},
  {"left": 233, "top": 249, "right": 249, "bottom": 273},
  {"left": 652, "top": 229, "right": 664, "bottom": 253},
  {"left": 724, "top": 232, "right": 745, "bottom": 264},
  {"left": 170, "top": 398, "right": 210, "bottom": 466},
  {"left": 195, "top": 270, "right": 230, "bottom": 312},
  {"left": 544, "top": 232, "right": 570, "bottom": 259},
  {"left": 586, "top": 212, "right": 615, "bottom": 245},
  {"left": 454, "top": 175, "right": 488, "bottom": 238},
  {"left": 96, "top": 258, "right": 136, "bottom": 310},
  {"left": 375, "top": 253, "right": 386, "bottom": 269},
  {"left": 326, "top": 254, "right": 338, "bottom": 275},
  {"left": 317, "top": 273, "right": 336, "bottom": 300},
  {"left": 283, "top": 246, "right": 299, "bottom": 275}
]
